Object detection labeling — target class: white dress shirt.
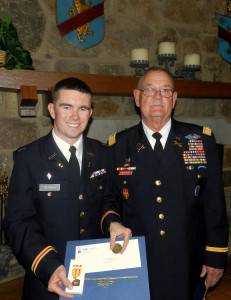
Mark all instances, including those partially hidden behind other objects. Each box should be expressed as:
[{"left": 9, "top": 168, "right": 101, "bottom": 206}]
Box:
[
  {"left": 52, "top": 129, "right": 83, "bottom": 173},
  {"left": 142, "top": 119, "right": 171, "bottom": 150}
]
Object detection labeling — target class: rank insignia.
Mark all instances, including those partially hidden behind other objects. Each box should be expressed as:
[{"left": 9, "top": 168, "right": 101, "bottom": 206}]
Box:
[
  {"left": 90, "top": 169, "right": 106, "bottom": 178},
  {"left": 202, "top": 126, "right": 212, "bottom": 136},
  {"left": 123, "top": 188, "right": 129, "bottom": 199},
  {"left": 108, "top": 132, "right": 116, "bottom": 146}
]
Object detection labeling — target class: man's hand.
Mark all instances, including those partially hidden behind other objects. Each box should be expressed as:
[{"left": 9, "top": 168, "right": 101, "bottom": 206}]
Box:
[
  {"left": 48, "top": 265, "right": 74, "bottom": 298},
  {"left": 109, "top": 222, "right": 132, "bottom": 254},
  {"left": 200, "top": 265, "right": 224, "bottom": 289}
]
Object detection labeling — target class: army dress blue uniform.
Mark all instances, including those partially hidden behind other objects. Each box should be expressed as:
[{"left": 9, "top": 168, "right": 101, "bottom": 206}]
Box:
[
  {"left": 106, "top": 119, "right": 229, "bottom": 300},
  {"left": 3, "top": 131, "right": 119, "bottom": 300}
]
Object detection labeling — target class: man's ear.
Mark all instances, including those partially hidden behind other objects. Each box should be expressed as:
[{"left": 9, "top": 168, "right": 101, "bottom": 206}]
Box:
[
  {"left": 172, "top": 91, "right": 177, "bottom": 109},
  {"left": 133, "top": 89, "right": 141, "bottom": 108},
  {"left": 48, "top": 103, "right": 55, "bottom": 119}
]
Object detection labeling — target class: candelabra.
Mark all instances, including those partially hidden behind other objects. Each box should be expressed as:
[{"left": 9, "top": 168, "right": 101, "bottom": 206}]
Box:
[
  {"left": 130, "top": 43, "right": 201, "bottom": 80},
  {"left": 158, "top": 42, "right": 201, "bottom": 80},
  {"left": 130, "top": 48, "right": 149, "bottom": 76}
]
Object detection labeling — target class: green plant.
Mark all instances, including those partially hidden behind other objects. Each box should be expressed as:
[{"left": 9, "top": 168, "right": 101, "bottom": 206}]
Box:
[{"left": 0, "top": 15, "right": 34, "bottom": 70}]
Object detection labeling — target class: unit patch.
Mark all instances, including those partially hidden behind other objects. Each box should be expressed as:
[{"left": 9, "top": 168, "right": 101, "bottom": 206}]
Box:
[{"left": 123, "top": 188, "right": 129, "bottom": 199}]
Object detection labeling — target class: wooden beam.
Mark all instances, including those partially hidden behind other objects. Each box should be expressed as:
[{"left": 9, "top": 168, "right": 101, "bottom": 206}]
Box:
[
  {"left": 19, "top": 85, "right": 38, "bottom": 117},
  {"left": 0, "top": 68, "right": 231, "bottom": 99}
]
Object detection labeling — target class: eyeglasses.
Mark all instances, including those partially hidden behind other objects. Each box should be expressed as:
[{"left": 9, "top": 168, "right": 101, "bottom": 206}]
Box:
[{"left": 139, "top": 87, "right": 173, "bottom": 98}]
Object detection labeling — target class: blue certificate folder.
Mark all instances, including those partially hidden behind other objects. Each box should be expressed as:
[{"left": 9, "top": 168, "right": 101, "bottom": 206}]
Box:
[{"left": 60, "top": 236, "right": 150, "bottom": 300}]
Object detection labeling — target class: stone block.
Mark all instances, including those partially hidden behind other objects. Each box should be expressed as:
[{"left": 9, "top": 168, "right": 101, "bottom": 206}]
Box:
[
  {"left": 95, "top": 64, "right": 126, "bottom": 76},
  {"left": 0, "top": 0, "right": 45, "bottom": 52},
  {"left": 54, "top": 60, "right": 90, "bottom": 74},
  {"left": 5, "top": 92, "right": 18, "bottom": 115},
  {"left": 224, "top": 147, "right": 231, "bottom": 168},
  {"left": 218, "top": 100, "right": 231, "bottom": 120},
  {"left": 92, "top": 96, "right": 119, "bottom": 118},
  {"left": 0, "top": 119, "right": 37, "bottom": 149},
  {"left": 223, "top": 170, "right": 231, "bottom": 188}
]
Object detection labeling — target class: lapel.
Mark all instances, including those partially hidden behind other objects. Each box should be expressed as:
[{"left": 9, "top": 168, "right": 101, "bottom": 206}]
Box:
[
  {"left": 41, "top": 131, "right": 77, "bottom": 183},
  {"left": 81, "top": 136, "right": 100, "bottom": 186},
  {"left": 158, "top": 119, "right": 186, "bottom": 176},
  {"left": 128, "top": 122, "right": 156, "bottom": 171}
]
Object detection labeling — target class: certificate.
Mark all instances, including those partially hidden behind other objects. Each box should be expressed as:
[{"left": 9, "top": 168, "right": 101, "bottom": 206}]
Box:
[{"left": 61, "top": 236, "right": 150, "bottom": 300}]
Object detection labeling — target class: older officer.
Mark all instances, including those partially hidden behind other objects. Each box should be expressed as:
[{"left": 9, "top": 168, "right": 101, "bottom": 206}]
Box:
[
  {"left": 106, "top": 67, "right": 229, "bottom": 299},
  {"left": 4, "top": 77, "right": 131, "bottom": 300}
]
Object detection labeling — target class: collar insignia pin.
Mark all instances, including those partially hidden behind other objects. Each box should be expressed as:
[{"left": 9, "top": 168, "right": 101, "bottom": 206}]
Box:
[
  {"left": 46, "top": 173, "right": 52, "bottom": 180},
  {"left": 174, "top": 141, "right": 182, "bottom": 147},
  {"left": 137, "top": 145, "right": 146, "bottom": 152}
]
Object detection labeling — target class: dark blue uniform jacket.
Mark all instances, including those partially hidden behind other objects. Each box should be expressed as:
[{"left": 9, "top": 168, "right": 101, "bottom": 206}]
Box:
[
  {"left": 107, "top": 120, "right": 229, "bottom": 300},
  {"left": 4, "top": 131, "right": 118, "bottom": 300}
]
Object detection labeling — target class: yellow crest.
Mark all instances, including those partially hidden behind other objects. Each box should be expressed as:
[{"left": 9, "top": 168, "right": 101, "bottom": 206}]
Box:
[
  {"left": 108, "top": 132, "right": 116, "bottom": 146},
  {"left": 202, "top": 126, "right": 212, "bottom": 136}
]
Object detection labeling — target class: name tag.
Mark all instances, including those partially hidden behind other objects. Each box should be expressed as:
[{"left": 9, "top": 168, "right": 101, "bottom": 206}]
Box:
[{"left": 39, "top": 184, "right": 60, "bottom": 191}]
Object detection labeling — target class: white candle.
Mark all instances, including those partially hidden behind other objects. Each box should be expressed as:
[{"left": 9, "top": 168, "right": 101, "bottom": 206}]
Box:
[
  {"left": 158, "top": 42, "right": 176, "bottom": 55},
  {"left": 184, "top": 54, "right": 200, "bottom": 66},
  {"left": 130, "top": 48, "right": 148, "bottom": 61}
]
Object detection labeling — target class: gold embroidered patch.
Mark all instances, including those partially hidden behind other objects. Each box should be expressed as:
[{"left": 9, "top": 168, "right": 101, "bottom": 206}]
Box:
[{"left": 202, "top": 126, "right": 211, "bottom": 136}]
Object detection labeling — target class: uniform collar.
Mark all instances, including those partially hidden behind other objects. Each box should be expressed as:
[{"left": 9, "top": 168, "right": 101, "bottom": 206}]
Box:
[
  {"left": 142, "top": 119, "right": 171, "bottom": 149},
  {"left": 51, "top": 129, "right": 83, "bottom": 168}
]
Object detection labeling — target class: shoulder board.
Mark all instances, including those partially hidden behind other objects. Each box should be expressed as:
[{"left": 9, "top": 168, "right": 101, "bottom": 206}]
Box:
[
  {"left": 108, "top": 132, "right": 116, "bottom": 146},
  {"left": 202, "top": 126, "right": 212, "bottom": 136}
]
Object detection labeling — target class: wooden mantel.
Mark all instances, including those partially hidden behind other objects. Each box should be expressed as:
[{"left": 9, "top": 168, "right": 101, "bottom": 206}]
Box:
[{"left": 0, "top": 68, "right": 231, "bottom": 98}]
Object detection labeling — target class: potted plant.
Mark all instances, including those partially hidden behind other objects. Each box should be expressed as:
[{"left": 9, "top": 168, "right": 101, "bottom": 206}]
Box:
[{"left": 0, "top": 15, "right": 34, "bottom": 70}]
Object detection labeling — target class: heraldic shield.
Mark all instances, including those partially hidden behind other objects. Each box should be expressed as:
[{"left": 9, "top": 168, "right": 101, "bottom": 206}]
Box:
[
  {"left": 216, "top": 14, "right": 231, "bottom": 64},
  {"left": 57, "top": 0, "right": 104, "bottom": 50}
]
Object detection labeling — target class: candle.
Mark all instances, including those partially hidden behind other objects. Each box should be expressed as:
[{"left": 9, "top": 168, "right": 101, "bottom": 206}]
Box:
[
  {"left": 130, "top": 48, "right": 148, "bottom": 62},
  {"left": 158, "top": 42, "right": 176, "bottom": 55},
  {"left": 184, "top": 54, "right": 200, "bottom": 66}
]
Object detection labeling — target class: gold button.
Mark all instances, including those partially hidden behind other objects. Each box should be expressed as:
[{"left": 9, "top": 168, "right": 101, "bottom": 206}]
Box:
[
  {"left": 160, "top": 230, "right": 165, "bottom": 236},
  {"left": 155, "top": 180, "right": 161, "bottom": 186},
  {"left": 47, "top": 192, "right": 52, "bottom": 197},
  {"left": 159, "top": 214, "right": 164, "bottom": 220},
  {"left": 80, "top": 211, "right": 85, "bottom": 217},
  {"left": 156, "top": 197, "right": 162, "bottom": 203},
  {"left": 99, "top": 185, "right": 103, "bottom": 190},
  {"left": 80, "top": 229, "right": 84, "bottom": 234},
  {"left": 123, "top": 181, "right": 127, "bottom": 185},
  {"left": 197, "top": 174, "right": 201, "bottom": 178},
  {"left": 79, "top": 194, "right": 84, "bottom": 200}
]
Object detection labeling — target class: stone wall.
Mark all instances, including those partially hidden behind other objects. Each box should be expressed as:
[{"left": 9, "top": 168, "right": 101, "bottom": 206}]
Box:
[{"left": 0, "top": 0, "right": 231, "bottom": 253}]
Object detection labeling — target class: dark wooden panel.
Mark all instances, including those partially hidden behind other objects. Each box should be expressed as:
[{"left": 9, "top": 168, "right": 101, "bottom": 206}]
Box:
[{"left": 0, "top": 68, "right": 231, "bottom": 98}]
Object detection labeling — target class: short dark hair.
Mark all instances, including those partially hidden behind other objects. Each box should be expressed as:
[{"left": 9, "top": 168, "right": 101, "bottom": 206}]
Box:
[
  {"left": 53, "top": 77, "right": 93, "bottom": 106},
  {"left": 138, "top": 67, "right": 174, "bottom": 89}
]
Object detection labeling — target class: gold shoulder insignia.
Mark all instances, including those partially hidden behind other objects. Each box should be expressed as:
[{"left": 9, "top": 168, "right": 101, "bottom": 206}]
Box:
[
  {"left": 202, "top": 126, "right": 212, "bottom": 136},
  {"left": 108, "top": 132, "right": 116, "bottom": 146}
]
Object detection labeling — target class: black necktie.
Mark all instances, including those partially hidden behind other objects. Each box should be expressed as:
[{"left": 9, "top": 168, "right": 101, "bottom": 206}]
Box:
[
  {"left": 69, "top": 146, "right": 80, "bottom": 179},
  {"left": 153, "top": 132, "right": 163, "bottom": 162}
]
